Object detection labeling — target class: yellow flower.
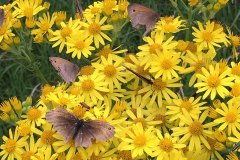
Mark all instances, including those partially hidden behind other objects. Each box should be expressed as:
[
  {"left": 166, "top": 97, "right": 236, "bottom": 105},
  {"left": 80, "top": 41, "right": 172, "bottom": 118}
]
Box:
[
  {"left": 53, "top": 11, "right": 66, "bottom": 26},
  {"left": 0, "top": 129, "right": 28, "bottom": 160},
  {"left": 181, "top": 50, "right": 211, "bottom": 86},
  {"left": 137, "top": 31, "right": 178, "bottom": 69},
  {"left": 32, "top": 123, "right": 57, "bottom": 160},
  {"left": 214, "top": 98, "right": 240, "bottom": 137},
  {"left": 102, "top": 0, "right": 117, "bottom": 16},
  {"left": 92, "top": 55, "right": 126, "bottom": 92},
  {"left": 84, "top": 1, "right": 103, "bottom": 19},
  {"left": 194, "top": 63, "right": 235, "bottom": 100},
  {"left": 50, "top": 18, "right": 81, "bottom": 53},
  {"left": 227, "top": 27, "right": 240, "bottom": 60},
  {"left": 125, "top": 107, "right": 162, "bottom": 127},
  {"left": 118, "top": 123, "right": 158, "bottom": 158},
  {"left": 82, "top": 14, "right": 113, "bottom": 48},
  {"left": 47, "top": 91, "right": 81, "bottom": 109},
  {"left": 95, "top": 44, "right": 127, "bottom": 60},
  {"left": 31, "top": 12, "right": 56, "bottom": 36},
  {"left": 138, "top": 77, "right": 182, "bottom": 106},
  {"left": 18, "top": 102, "right": 48, "bottom": 128},
  {"left": 166, "top": 97, "right": 206, "bottom": 126},
  {"left": 153, "top": 131, "right": 186, "bottom": 160},
  {"left": 0, "top": 18, "right": 15, "bottom": 43},
  {"left": 226, "top": 152, "right": 238, "bottom": 160},
  {"left": 74, "top": 71, "right": 109, "bottom": 105},
  {"left": 188, "top": 0, "right": 199, "bottom": 6},
  {"left": 155, "top": 16, "right": 186, "bottom": 33},
  {"left": 172, "top": 109, "right": 216, "bottom": 152},
  {"left": 150, "top": 50, "right": 184, "bottom": 80},
  {"left": 192, "top": 21, "right": 229, "bottom": 52},
  {"left": 14, "top": 0, "right": 45, "bottom": 18},
  {"left": 21, "top": 134, "right": 40, "bottom": 160},
  {"left": 230, "top": 61, "right": 240, "bottom": 78},
  {"left": 66, "top": 31, "right": 95, "bottom": 59}
]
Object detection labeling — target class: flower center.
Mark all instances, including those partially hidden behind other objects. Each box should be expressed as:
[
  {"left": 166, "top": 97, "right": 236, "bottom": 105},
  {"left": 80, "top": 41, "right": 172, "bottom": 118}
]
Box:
[
  {"left": 104, "top": 65, "right": 117, "bottom": 78},
  {"left": 81, "top": 79, "right": 95, "bottom": 91},
  {"left": 232, "top": 36, "right": 240, "bottom": 46},
  {"left": 18, "top": 123, "right": 31, "bottom": 136},
  {"left": 163, "top": 24, "right": 176, "bottom": 32},
  {"left": 5, "top": 139, "right": 16, "bottom": 153},
  {"left": 40, "top": 22, "right": 50, "bottom": 31},
  {"left": 161, "top": 58, "right": 173, "bottom": 70},
  {"left": 98, "top": 47, "right": 112, "bottom": 58},
  {"left": 159, "top": 138, "right": 173, "bottom": 152},
  {"left": 133, "top": 135, "right": 146, "bottom": 147},
  {"left": 117, "top": 151, "right": 132, "bottom": 160},
  {"left": 73, "top": 105, "right": 85, "bottom": 118},
  {"left": 232, "top": 64, "right": 240, "bottom": 76},
  {"left": 91, "top": 7, "right": 100, "bottom": 14},
  {"left": 153, "top": 78, "right": 166, "bottom": 91},
  {"left": 207, "top": 75, "right": 220, "bottom": 88},
  {"left": 189, "top": 121, "right": 203, "bottom": 136},
  {"left": 27, "top": 108, "right": 41, "bottom": 121},
  {"left": 149, "top": 43, "right": 163, "bottom": 54},
  {"left": 202, "top": 31, "right": 213, "bottom": 42},
  {"left": 24, "top": 7, "right": 33, "bottom": 18},
  {"left": 231, "top": 83, "right": 240, "bottom": 97},
  {"left": 75, "top": 40, "right": 85, "bottom": 50},
  {"left": 154, "top": 114, "right": 166, "bottom": 126},
  {"left": 134, "top": 118, "right": 147, "bottom": 127},
  {"left": 59, "top": 97, "right": 69, "bottom": 105},
  {"left": 21, "top": 151, "right": 34, "bottom": 160},
  {"left": 80, "top": 66, "right": 94, "bottom": 76},
  {"left": 71, "top": 153, "right": 83, "bottom": 160},
  {"left": 60, "top": 27, "right": 72, "bottom": 38},
  {"left": 90, "top": 153, "right": 101, "bottom": 160},
  {"left": 180, "top": 99, "right": 192, "bottom": 111},
  {"left": 136, "top": 65, "right": 149, "bottom": 75},
  {"left": 225, "top": 112, "right": 237, "bottom": 123},
  {"left": 194, "top": 60, "right": 205, "bottom": 73},
  {"left": 89, "top": 22, "right": 101, "bottom": 35},
  {"left": 0, "top": 26, "right": 7, "bottom": 35},
  {"left": 163, "top": 16, "right": 173, "bottom": 23},
  {"left": 41, "top": 130, "right": 55, "bottom": 145}
]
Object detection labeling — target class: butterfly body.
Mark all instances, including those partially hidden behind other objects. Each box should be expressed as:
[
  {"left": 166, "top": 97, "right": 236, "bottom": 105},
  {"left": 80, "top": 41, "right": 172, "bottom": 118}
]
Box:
[
  {"left": 49, "top": 57, "right": 79, "bottom": 83},
  {"left": 128, "top": 3, "right": 160, "bottom": 36},
  {"left": 46, "top": 107, "right": 115, "bottom": 148},
  {"left": 0, "top": 8, "right": 5, "bottom": 27}
]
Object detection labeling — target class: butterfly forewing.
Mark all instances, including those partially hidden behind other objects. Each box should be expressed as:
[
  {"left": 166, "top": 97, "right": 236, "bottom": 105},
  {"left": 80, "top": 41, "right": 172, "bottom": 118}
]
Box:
[
  {"left": 49, "top": 57, "right": 79, "bottom": 83},
  {"left": 46, "top": 107, "right": 78, "bottom": 143}
]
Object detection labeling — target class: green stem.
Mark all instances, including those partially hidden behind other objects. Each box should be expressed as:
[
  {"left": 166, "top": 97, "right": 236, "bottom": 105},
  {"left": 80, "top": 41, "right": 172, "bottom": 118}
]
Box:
[
  {"left": 231, "top": 9, "right": 240, "bottom": 27},
  {"left": 185, "top": 7, "right": 193, "bottom": 41},
  {"left": 169, "top": 0, "right": 185, "bottom": 19}
]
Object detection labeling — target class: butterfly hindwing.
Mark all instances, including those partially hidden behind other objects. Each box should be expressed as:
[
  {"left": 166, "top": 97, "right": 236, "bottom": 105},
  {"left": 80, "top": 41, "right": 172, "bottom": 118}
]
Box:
[{"left": 84, "top": 120, "right": 115, "bottom": 141}]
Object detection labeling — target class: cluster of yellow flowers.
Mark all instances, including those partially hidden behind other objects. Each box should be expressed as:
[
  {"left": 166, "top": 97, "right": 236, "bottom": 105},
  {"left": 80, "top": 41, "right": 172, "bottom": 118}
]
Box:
[{"left": 0, "top": 0, "right": 240, "bottom": 160}]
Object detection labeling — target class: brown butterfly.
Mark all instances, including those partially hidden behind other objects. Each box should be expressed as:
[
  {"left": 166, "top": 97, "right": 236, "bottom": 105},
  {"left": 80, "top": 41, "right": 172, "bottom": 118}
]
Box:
[
  {"left": 128, "top": 3, "right": 160, "bottom": 36},
  {"left": 0, "top": 8, "right": 5, "bottom": 27},
  {"left": 75, "top": 0, "right": 84, "bottom": 20},
  {"left": 49, "top": 57, "right": 79, "bottom": 83},
  {"left": 123, "top": 64, "right": 153, "bottom": 84},
  {"left": 232, "top": 142, "right": 240, "bottom": 151},
  {"left": 46, "top": 107, "right": 115, "bottom": 148}
]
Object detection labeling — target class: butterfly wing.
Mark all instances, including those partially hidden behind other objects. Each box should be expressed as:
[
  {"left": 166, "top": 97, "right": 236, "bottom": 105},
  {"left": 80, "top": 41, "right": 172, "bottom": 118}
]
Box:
[
  {"left": 128, "top": 3, "right": 160, "bottom": 35},
  {"left": 84, "top": 120, "right": 115, "bottom": 141},
  {"left": 49, "top": 57, "right": 79, "bottom": 83},
  {"left": 72, "top": 120, "right": 115, "bottom": 148},
  {"left": 46, "top": 107, "right": 78, "bottom": 143},
  {"left": 0, "top": 9, "right": 4, "bottom": 27}
]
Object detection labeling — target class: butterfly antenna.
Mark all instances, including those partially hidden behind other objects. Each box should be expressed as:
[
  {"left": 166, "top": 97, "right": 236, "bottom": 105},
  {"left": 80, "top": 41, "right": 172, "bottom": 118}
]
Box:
[{"left": 122, "top": 64, "right": 153, "bottom": 84}]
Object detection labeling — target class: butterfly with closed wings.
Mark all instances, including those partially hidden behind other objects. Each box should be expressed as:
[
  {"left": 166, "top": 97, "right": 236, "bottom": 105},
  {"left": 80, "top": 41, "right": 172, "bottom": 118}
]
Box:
[
  {"left": 49, "top": 57, "right": 80, "bottom": 83},
  {"left": 46, "top": 107, "right": 115, "bottom": 148},
  {"left": 128, "top": 3, "right": 160, "bottom": 36}
]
